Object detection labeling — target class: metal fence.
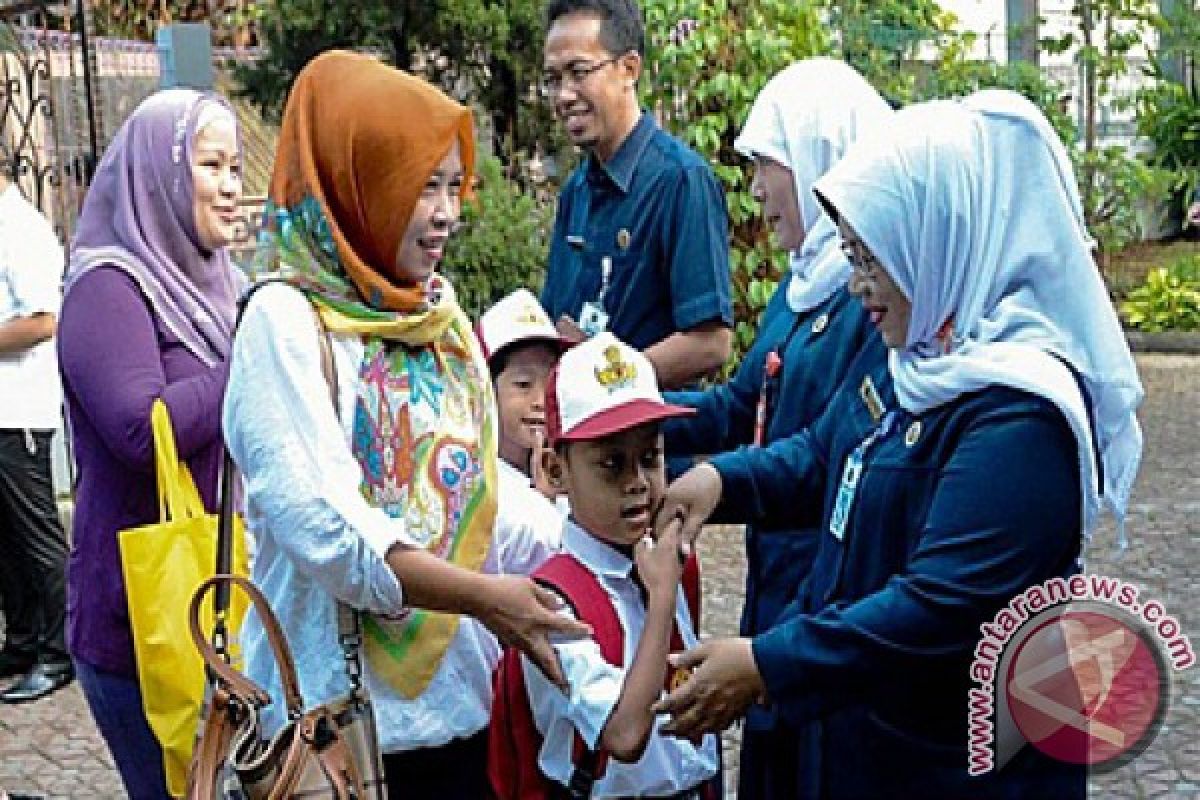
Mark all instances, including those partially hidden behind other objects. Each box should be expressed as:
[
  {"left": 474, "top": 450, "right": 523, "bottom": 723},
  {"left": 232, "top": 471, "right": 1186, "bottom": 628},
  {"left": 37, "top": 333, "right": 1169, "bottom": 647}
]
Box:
[{"left": 3, "top": 18, "right": 268, "bottom": 261}]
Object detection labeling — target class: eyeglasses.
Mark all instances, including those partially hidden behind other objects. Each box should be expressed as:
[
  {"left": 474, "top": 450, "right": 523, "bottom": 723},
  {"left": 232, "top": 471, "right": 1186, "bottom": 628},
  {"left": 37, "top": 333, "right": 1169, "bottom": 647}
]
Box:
[
  {"left": 539, "top": 57, "right": 620, "bottom": 98},
  {"left": 841, "top": 237, "right": 883, "bottom": 279}
]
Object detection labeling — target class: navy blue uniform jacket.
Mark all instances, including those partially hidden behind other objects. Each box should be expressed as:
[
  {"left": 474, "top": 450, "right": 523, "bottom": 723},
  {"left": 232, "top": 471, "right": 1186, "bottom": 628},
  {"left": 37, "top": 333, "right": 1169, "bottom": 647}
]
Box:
[{"left": 711, "top": 344, "right": 1087, "bottom": 799}]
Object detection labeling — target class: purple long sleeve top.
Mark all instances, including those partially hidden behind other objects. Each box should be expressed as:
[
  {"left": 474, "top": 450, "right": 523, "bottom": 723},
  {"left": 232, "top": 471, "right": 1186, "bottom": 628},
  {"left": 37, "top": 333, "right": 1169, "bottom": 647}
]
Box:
[{"left": 58, "top": 266, "right": 229, "bottom": 677}]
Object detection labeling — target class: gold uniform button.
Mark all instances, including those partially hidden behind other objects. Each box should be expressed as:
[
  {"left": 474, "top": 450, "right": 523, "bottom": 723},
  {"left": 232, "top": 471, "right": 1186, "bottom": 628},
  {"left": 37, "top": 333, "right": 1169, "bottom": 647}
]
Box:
[
  {"left": 812, "top": 313, "right": 829, "bottom": 334},
  {"left": 905, "top": 420, "right": 922, "bottom": 447}
]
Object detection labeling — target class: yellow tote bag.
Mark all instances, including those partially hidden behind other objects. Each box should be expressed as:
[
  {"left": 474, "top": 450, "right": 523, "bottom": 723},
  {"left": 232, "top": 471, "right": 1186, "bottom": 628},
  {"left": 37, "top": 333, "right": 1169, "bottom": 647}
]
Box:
[{"left": 118, "top": 399, "right": 250, "bottom": 797}]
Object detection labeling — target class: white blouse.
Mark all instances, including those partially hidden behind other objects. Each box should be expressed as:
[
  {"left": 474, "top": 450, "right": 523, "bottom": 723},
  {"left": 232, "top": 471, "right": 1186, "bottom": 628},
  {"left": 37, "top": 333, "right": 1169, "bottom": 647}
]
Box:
[{"left": 224, "top": 282, "right": 556, "bottom": 752}]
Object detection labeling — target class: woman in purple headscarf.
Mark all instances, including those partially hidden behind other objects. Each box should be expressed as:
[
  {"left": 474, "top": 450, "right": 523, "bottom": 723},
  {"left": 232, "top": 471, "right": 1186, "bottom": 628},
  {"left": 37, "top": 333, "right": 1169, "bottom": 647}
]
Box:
[{"left": 57, "top": 88, "right": 243, "bottom": 799}]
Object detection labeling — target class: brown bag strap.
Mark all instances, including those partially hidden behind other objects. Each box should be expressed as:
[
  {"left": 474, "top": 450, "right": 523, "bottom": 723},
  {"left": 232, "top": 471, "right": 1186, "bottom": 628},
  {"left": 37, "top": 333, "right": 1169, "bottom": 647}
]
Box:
[
  {"left": 186, "top": 685, "right": 240, "bottom": 799},
  {"left": 190, "top": 574, "right": 302, "bottom": 714}
]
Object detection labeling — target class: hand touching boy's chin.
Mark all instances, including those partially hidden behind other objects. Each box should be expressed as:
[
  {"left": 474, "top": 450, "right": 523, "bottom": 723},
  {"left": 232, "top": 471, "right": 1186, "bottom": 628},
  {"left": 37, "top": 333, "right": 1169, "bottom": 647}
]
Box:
[{"left": 547, "top": 423, "right": 668, "bottom": 546}]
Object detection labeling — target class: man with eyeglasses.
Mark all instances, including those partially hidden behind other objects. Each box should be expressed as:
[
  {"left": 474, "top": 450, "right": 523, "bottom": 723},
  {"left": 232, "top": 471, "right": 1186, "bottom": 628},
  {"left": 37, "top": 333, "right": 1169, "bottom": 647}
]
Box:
[{"left": 539, "top": 0, "right": 733, "bottom": 390}]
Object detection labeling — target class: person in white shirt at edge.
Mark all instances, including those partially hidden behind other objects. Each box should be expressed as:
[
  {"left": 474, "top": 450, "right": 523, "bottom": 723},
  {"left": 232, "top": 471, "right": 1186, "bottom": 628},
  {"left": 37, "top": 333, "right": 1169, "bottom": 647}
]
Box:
[
  {"left": 476, "top": 288, "right": 570, "bottom": 550},
  {"left": 525, "top": 332, "right": 719, "bottom": 797},
  {"left": 0, "top": 172, "right": 72, "bottom": 705},
  {"left": 221, "top": 52, "right": 586, "bottom": 796}
]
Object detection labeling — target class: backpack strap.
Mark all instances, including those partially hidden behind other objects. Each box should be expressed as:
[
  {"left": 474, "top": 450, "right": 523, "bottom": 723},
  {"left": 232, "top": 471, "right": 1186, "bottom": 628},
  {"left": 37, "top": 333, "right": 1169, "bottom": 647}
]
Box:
[
  {"left": 532, "top": 554, "right": 624, "bottom": 798},
  {"left": 681, "top": 552, "right": 701, "bottom": 635}
]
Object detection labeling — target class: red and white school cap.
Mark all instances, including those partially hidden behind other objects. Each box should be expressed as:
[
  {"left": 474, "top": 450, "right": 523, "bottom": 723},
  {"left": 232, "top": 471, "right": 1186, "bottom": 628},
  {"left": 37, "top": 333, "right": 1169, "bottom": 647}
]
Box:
[
  {"left": 476, "top": 289, "right": 564, "bottom": 364},
  {"left": 545, "top": 332, "right": 694, "bottom": 447}
]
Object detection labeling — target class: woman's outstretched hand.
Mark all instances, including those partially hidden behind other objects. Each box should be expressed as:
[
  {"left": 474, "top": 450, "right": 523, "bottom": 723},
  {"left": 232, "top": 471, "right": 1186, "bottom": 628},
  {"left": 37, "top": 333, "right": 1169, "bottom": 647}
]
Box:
[
  {"left": 475, "top": 574, "right": 591, "bottom": 691},
  {"left": 652, "top": 637, "right": 765, "bottom": 741}
]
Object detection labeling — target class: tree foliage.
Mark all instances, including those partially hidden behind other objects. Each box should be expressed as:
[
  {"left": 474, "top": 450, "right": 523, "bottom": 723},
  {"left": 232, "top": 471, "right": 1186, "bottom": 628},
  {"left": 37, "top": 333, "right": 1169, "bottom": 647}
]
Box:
[
  {"left": 440, "top": 154, "right": 554, "bottom": 317},
  {"left": 232, "top": 0, "right": 551, "bottom": 158},
  {"left": 1043, "top": 0, "right": 1158, "bottom": 251},
  {"left": 1135, "top": 3, "right": 1200, "bottom": 210},
  {"left": 827, "top": 0, "right": 953, "bottom": 104},
  {"left": 86, "top": 1, "right": 257, "bottom": 47},
  {"left": 640, "top": 0, "right": 827, "bottom": 359}
]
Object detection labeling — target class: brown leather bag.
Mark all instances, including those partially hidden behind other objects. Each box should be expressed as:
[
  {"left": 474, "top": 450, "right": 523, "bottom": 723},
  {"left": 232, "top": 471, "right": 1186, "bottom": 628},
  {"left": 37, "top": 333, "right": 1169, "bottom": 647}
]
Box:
[
  {"left": 185, "top": 287, "right": 386, "bottom": 799},
  {"left": 185, "top": 574, "right": 387, "bottom": 800}
]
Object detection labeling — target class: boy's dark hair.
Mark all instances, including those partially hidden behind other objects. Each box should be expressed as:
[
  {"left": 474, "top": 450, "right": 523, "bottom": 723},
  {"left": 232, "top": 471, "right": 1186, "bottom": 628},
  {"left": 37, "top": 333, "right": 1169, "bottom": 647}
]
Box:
[
  {"left": 545, "top": 0, "right": 645, "bottom": 57},
  {"left": 489, "top": 346, "right": 517, "bottom": 381}
]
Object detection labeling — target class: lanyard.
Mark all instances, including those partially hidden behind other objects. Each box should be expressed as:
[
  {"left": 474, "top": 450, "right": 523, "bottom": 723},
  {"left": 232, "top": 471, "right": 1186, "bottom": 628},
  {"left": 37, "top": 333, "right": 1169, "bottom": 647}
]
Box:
[
  {"left": 828, "top": 410, "right": 898, "bottom": 541},
  {"left": 596, "top": 256, "right": 612, "bottom": 304}
]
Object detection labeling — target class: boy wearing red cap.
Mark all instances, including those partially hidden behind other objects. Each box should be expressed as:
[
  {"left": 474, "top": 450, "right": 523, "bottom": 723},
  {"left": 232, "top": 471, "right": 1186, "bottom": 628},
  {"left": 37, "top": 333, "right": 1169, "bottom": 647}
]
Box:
[{"left": 522, "top": 332, "right": 719, "bottom": 797}]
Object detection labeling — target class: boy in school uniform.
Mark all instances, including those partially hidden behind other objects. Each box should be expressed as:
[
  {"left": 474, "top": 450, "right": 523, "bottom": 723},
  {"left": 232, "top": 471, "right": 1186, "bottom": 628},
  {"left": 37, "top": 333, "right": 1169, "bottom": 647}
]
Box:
[
  {"left": 477, "top": 289, "right": 569, "bottom": 562},
  {"left": 520, "top": 332, "right": 720, "bottom": 798}
]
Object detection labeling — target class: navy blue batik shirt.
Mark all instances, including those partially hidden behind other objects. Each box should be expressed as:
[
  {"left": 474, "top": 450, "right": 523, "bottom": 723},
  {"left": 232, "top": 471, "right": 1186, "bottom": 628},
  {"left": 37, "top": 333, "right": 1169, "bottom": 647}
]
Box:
[{"left": 541, "top": 112, "right": 733, "bottom": 350}]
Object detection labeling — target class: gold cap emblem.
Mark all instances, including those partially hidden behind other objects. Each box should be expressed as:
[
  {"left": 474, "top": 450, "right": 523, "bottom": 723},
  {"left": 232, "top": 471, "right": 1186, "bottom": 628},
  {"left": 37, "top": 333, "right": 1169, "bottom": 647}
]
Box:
[
  {"left": 515, "top": 304, "right": 546, "bottom": 327},
  {"left": 595, "top": 345, "right": 637, "bottom": 391}
]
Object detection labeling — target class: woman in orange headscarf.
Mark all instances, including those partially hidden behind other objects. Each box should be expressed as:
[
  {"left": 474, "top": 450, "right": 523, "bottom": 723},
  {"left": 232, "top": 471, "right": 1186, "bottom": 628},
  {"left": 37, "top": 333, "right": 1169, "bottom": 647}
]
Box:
[{"left": 222, "top": 51, "right": 582, "bottom": 796}]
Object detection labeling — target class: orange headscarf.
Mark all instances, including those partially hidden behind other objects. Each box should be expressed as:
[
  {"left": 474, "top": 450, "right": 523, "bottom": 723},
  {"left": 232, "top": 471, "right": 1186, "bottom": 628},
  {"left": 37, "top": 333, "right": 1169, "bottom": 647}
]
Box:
[{"left": 269, "top": 50, "right": 476, "bottom": 312}]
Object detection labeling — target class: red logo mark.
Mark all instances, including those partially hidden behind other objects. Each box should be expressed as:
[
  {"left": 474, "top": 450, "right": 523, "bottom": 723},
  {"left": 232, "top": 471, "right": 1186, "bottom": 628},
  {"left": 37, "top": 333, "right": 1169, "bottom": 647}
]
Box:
[{"left": 1006, "top": 608, "right": 1166, "bottom": 769}]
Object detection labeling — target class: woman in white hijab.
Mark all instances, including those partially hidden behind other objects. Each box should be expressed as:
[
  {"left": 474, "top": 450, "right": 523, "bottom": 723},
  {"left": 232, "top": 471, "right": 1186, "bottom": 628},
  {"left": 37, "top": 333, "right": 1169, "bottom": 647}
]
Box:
[
  {"left": 660, "top": 58, "right": 892, "bottom": 797},
  {"left": 654, "top": 91, "right": 1141, "bottom": 798}
]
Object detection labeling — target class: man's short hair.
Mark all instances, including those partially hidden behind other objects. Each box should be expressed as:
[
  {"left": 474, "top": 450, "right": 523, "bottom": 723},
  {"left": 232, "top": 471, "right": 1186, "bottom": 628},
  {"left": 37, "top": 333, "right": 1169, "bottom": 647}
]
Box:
[{"left": 546, "top": 0, "right": 645, "bottom": 58}]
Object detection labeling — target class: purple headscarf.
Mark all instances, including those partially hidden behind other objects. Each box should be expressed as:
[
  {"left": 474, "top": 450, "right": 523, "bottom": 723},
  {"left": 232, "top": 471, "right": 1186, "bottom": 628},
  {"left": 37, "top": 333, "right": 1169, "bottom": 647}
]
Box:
[{"left": 66, "top": 89, "right": 244, "bottom": 368}]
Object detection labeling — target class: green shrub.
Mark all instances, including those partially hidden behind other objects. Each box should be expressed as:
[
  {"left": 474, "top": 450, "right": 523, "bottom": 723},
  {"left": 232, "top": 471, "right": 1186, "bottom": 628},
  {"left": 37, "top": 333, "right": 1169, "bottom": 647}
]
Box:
[
  {"left": 1134, "top": 77, "right": 1200, "bottom": 220},
  {"left": 1121, "top": 253, "right": 1200, "bottom": 332},
  {"left": 441, "top": 155, "right": 554, "bottom": 319}
]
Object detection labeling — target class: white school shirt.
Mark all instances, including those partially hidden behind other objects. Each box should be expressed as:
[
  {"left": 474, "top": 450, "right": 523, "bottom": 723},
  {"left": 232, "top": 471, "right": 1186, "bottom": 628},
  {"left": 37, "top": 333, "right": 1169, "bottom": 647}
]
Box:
[
  {"left": 0, "top": 184, "right": 63, "bottom": 429},
  {"left": 495, "top": 458, "right": 564, "bottom": 569},
  {"left": 224, "top": 282, "right": 556, "bottom": 752},
  {"left": 522, "top": 520, "right": 719, "bottom": 798}
]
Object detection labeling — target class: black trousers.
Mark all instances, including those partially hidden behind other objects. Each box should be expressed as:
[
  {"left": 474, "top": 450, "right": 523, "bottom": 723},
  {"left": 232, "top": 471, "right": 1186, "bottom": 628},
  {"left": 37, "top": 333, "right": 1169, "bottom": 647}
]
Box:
[
  {"left": 0, "top": 429, "right": 68, "bottom": 665},
  {"left": 382, "top": 729, "right": 491, "bottom": 799}
]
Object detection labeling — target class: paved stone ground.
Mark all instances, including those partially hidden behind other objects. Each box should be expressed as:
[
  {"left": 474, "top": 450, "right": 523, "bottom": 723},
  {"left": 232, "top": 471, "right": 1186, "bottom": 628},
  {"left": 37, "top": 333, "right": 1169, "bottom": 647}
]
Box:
[{"left": 1, "top": 354, "right": 1195, "bottom": 798}]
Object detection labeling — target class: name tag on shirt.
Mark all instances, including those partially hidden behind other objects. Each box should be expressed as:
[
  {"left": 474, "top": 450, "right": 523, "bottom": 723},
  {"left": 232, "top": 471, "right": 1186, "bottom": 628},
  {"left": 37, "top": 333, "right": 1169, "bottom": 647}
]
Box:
[
  {"left": 829, "top": 448, "right": 865, "bottom": 541},
  {"left": 829, "top": 411, "right": 896, "bottom": 541},
  {"left": 578, "top": 301, "right": 609, "bottom": 337}
]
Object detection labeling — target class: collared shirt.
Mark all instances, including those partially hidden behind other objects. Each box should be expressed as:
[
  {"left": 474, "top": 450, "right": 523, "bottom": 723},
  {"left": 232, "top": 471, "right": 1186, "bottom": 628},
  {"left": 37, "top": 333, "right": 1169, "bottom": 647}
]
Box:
[
  {"left": 541, "top": 112, "right": 732, "bottom": 351},
  {"left": 0, "top": 184, "right": 63, "bottom": 429},
  {"left": 522, "top": 519, "right": 719, "bottom": 798},
  {"left": 225, "top": 282, "right": 557, "bottom": 753}
]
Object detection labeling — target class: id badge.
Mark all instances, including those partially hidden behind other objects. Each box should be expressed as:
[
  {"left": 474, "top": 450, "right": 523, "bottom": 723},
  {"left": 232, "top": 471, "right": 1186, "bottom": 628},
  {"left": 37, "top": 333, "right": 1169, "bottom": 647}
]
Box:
[
  {"left": 828, "top": 412, "right": 893, "bottom": 541},
  {"left": 828, "top": 448, "right": 864, "bottom": 541},
  {"left": 578, "top": 301, "right": 609, "bottom": 337}
]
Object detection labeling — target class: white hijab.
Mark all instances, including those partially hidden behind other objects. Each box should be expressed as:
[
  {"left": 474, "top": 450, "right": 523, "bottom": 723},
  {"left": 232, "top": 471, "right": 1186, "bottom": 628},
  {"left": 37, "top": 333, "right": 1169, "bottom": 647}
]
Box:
[
  {"left": 734, "top": 58, "right": 893, "bottom": 312},
  {"left": 814, "top": 91, "right": 1143, "bottom": 541}
]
